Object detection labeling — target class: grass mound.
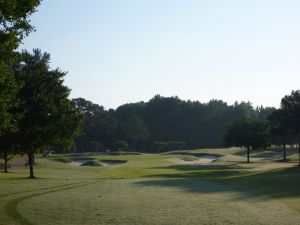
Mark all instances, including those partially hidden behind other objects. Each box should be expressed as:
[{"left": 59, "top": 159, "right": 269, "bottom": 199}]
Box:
[
  {"left": 101, "top": 159, "right": 127, "bottom": 163},
  {"left": 164, "top": 151, "right": 222, "bottom": 158},
  {"left": 81, "top": 160, "right": 103, "bottom": 167},
  {"left": 52, "top": 157, "right": 72, "bottom": 163},
  {"left": 100, "top": 159, "right": 128, "bottom": 166},
  {"left": 180, "top": 156, "right": 198, "bottom": 161},
  {"left": 100, "top": 151, "right": 141, "bottom": 156}
]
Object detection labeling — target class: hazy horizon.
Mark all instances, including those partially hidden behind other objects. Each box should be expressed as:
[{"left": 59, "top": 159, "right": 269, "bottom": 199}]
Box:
[
  {"left": 82, "top": 94, "right": 275, "bottom": 110},
  {"left": 21, "top": 0, "right": 300, "bottom": 109}
]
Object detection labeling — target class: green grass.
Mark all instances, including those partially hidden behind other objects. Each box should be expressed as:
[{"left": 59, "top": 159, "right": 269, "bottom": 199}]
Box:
[
  {"left": 81, "top": 160, "right": 103, "bottom": 166},
  {"left": 52, "top": 156, "right": 73, "bottom": 163},
  {"left": 1, "top": 148, "right": 300, "bottom": 224}
]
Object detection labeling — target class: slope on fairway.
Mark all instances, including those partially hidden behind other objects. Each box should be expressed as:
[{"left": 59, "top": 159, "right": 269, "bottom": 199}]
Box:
[{"left": 1, "top": 148, "right": 300, "bottom": 225}]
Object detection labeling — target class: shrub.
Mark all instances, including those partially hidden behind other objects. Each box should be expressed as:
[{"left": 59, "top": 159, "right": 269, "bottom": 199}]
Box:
[
  {"left": 152, "top": 142, "right": 169, "bottom": 152},
  {"left": 115, "top": 140, "right": 129, "bottom": 151}
]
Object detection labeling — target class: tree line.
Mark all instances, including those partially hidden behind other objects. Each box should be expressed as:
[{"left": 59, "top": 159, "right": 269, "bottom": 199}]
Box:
[
  {"left": 1, "top": 1, "right": 300, "bottom": 179},
  {"left": 71, "top": 96, "right": 275, "bottom": 153},
  {"left": 224, "top": 90, "right": 300, "bottom": 164}
]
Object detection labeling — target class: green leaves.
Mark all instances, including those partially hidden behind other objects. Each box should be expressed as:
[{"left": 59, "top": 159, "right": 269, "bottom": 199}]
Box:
[
  {"left": 224, "top": 117, "right": 270, "bottom": 149},
  {"left": 0, "top": 0, "right": 41, "bottom": 136},
  {"left": 0, "top": 61, "right": 19, "bottom": 136},
  {"left": 14, "top": 49, "right": 83, "bottom": 151},
  {"left": 0, "top": 0, "right": 41, "bottom": 59}
]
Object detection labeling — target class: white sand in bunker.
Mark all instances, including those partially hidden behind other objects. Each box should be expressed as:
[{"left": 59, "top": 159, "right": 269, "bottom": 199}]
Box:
[
  {"left": 169, "top": 155, "right": 217, "bottom": 164},
  {"left": 101, "top": 161, "right": 126, "bottom": 166},
  {"left": 69, "top": 160, "right": 88, "bottom": 166}
]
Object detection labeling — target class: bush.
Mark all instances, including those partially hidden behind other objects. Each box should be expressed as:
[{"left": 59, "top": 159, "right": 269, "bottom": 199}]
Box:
[
  {"left": 152, "top": 142, "right": 169, "bottom": 152},
  {"left": 115, "top": 140, "right": 129, "bottom": 151}
]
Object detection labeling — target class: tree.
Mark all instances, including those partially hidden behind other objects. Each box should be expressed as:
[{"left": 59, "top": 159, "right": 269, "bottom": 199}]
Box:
[
  {"left": 0, "top": 0, "right": 41, "bottom": 57},
  {"left": 280, "top": 90, "right": 300, "bottom": 166},
  {"left": 0, "top": 133, "right": 19, "bottom": 173},
  {"left": 72, "top": 98, "right": 118, "bottom": 152},
  {"left": 0, "top": 0, "right": 41, "bottom": 170},
  {"left": 0, "top": 0, "right": 41, "bottom": 134},
  {"left": 268, "top": 109, "right": 291, "bottom": 161},
  {"left": 152, "top": 142, "right": 169, "bottom": 152},
  {"left": 115, "top": 140, "right": 128, "bottom": 151},
  {"left": 120, "top": 115, "right": 149, "bottom": 150},
  {"left": 13, "top": 49, "right": 82, "bottom": 178},
  {"left": 224, "top": 117, "right": 270, "bottom": 163}
]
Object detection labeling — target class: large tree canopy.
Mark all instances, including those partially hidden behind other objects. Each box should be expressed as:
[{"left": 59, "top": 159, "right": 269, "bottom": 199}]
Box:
[
  {"left": 280, "top": 90, "right": 300, "bottom": 134},
  {"left": 12, "top": 49, "right": 82, "bottom": 178},
  {"left": 268, "top": 109, "right": 293, "bottom": 161},
  {"left": 0, "top": 0, "right": 41, "bottom": 136},
  {"left": 224, "top": 117, "right": 270, "bottom": 162},
  {"left": 271, "top": 90, "right": 300, "bottom": 166},
  {"left": 0, "top": 64, "right": 18, "bottom": 136},
  {"left": 0, "top": 0, "right": 41, "bottom": 58}
]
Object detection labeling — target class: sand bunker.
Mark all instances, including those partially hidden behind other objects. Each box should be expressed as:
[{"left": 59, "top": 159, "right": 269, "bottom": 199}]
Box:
[
  {"left": 100, "top": 160, "right": 127, "bottom": 166},
  {"left": 169, "top": 155, "right": 217, "bottom": 164},
  {"left": 69, "top": 160, "right": 89, "bottom": 166},
  {"left": 69, "top": 159, "right": 127, "bottom": 167}
]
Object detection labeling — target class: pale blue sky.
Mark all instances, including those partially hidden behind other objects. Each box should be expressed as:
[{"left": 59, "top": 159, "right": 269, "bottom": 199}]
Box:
[{"left": 21, "top": 0, "right": 300, "bottom": 109}]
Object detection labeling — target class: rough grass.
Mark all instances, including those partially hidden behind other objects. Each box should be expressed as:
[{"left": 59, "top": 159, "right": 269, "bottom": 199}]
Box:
[
  {"left": 52, "top": 157, "right": 72, "bottom": 163},
  {"left": 1, "top": 148, "right": 300, "bottom": 224}
]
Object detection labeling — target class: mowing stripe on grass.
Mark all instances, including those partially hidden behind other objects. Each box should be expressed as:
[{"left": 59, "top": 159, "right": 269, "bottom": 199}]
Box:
[
  {"left": 4, "top": 180, "right": 101, "bottom": 225},
  {"left": 0, "top": 181, "right": 87, "bottom": 199}
]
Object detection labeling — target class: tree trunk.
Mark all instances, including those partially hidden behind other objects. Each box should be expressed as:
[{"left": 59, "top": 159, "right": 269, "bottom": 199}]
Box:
[
  {"left": 247, "top": 146, "right": 250, "bottom": 163},
  {"left": 4, "top": 149, "right": 8, "bottom": 173},
  {"left": 282, "top": 144, "right": 287, "bottom": 162},
  {"left": 28, "top": 148, "right": 35, "bottom": 178}
]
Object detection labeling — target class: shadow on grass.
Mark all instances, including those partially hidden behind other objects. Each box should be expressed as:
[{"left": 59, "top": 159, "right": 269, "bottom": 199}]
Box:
[
  {"left": 136, "top": 166, "right": 300, "bottom": 200},
  {"left": 146, "top": 170, "right": 245, "bottom": 179},
  {"left": 233, "top": 150, "right": 295, "bottom": 159},
  {"left": 64, "top": 151, "right": 142, "bottom": 157},
  {"left": 4, "top": 180, "right": 101, "bottom": 225},
  {"left": 163, "top": 151, "right": 223, "bottom": 158},
  {"left": 154, "top": 164, "right": 246, "bottom": 170},
  {"left": 146, "top": 164, "right": 249, "bottom": 179}
]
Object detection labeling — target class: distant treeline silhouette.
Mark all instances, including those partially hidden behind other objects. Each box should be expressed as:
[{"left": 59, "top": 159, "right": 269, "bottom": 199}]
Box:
[{"left": 70, "top": 96, "right": 275, "bottom": 152}]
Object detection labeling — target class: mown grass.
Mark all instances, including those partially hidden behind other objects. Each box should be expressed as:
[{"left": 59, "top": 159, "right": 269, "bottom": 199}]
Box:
[{"left": 1, "top": 148, "right": 300, "bottom": 224}]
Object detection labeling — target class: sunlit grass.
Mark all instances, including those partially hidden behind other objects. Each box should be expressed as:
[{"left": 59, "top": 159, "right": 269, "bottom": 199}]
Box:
[{"left": 1, "top": 148, "right": 300, "bottom": 224}]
